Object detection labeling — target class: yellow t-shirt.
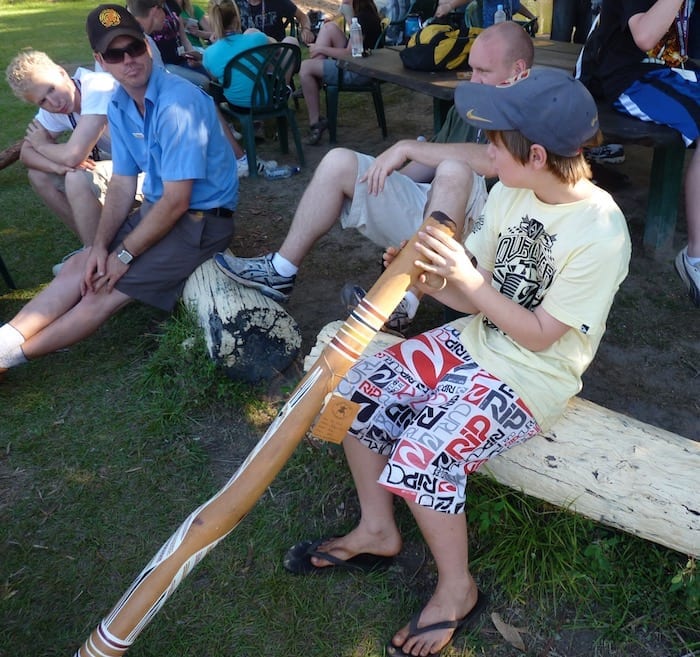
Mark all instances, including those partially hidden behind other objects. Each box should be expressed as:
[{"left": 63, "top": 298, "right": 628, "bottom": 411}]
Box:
[{"left": 460, "top": 182, "right": 631, "bottom": 431}]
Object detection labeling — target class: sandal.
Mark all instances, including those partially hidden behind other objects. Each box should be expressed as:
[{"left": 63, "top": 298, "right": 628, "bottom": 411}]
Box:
[{"left": 307, "top": 117, "right": 328, "bottom": 145}]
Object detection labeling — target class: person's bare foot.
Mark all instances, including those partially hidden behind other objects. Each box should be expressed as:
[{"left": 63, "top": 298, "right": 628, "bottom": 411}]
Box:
[
  {"left": 308, "top": 524, "right": 402, "bottom": 569},
  {"left": 388, "top": 584, "right": 481, "bottom": 656}
]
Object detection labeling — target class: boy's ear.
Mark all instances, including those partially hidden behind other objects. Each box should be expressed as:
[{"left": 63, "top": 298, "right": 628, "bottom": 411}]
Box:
[{"left": 529, "top": 144, "right": 548, "bottom": 170}]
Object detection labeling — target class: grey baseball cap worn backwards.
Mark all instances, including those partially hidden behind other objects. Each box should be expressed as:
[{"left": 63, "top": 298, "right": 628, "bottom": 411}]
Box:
[
  {"left": 86, "top": 4, "right": 146, "bottom": 54},
  {"left": 455, "top": 66, "right": 600, "bottom": 157}
]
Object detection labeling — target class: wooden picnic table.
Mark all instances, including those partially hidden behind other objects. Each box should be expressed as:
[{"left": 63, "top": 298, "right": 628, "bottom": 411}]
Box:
[{"left": 336, "top": 39, "right": 686, "bottom": 253}]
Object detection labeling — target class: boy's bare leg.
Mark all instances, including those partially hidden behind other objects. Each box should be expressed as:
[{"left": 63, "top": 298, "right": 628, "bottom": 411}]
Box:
[
  {"left": 27, "top": 168, "right": 78, "bottom": 235},
  {"left": 390, "top": 502, "right": 479, "bottom": 656},
  {"left": 308, "top": 436, "right": 402, "bottom": 567},
  {"left": 65, "top": 172, "right": 102, "bottom": 245},
  {"left": 685, "top": 147, "right": 700, "bottom": 258},
  {"left": 277, "top": 148, "right": 360, "bottom": 266}
]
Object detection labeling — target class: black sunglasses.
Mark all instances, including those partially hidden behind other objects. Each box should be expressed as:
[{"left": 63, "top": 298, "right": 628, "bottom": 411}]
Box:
[{"left": 102, "top": 39, "right": 148, "bottom": 64}]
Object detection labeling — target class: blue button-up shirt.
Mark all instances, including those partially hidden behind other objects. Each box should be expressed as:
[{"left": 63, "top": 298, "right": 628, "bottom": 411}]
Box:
[{"left": 108, "top": 66, "right": 238, "bottom": 211}]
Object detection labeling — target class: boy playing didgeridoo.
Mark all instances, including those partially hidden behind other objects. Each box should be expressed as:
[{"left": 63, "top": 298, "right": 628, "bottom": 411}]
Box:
[{"left": 282, "top": 67, "right": 632, "bottom": 657}]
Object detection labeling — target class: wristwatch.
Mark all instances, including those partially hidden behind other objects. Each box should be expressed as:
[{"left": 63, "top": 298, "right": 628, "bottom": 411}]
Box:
[{"left": 116, "top": 245, "right": 134, "bottom": 265}]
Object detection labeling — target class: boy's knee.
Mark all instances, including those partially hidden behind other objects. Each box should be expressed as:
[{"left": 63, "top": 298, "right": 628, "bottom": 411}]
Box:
[{"left": 434, "top": 159, "right": 474, "bottom": 181}]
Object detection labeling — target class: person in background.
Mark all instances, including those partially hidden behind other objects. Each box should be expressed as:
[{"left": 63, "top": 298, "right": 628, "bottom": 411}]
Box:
[
  {"left": 593, "top": 0, "right": 700, "bottom": 306},
  {"left": 5, "top": 50, "right": 119, "bottom": 273},
  {"left": 204, "top": 0, "right": 299, "bottom": 103},
  {"left": 281, "top": 67, "right": 630, "bottom": 657},
  {"left": 298, "top": 0, "right": 382, "bottom": 145},
  {"left": 550, "top": 0, "right": 593, "bottom": 43},
  {"left": 481, "top": 0, "right": 539, "bottom": 29},
  {"left": 175, "top": 0, "right": 213, "bottom": 47},
  {"left": 149, "top": 0, "right": 212, "bottom": 86},
  {"left": 0, "top": 4, "right": 237, "bottom": 378},
  {"left": 213, "top": 22, "right": 533, "bottom": 336},
  {"left": 236, "top": 0, "right": 315, "bottom": 44}
]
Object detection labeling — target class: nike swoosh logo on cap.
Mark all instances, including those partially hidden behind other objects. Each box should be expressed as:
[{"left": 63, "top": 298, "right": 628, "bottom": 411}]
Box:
[{"left": 465, "top": 109, "right": 492, "bottom": 123}]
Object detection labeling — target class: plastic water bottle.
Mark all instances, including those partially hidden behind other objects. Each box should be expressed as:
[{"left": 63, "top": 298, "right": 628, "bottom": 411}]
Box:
[
  {"left": 494, "top": 4, "right": 506, "bottom": 23},
  {"left": 264, "top": 164, "right": 301, "bottom": 180},
  {"left": 350, "top": 17, "right": 364, "bottom": 57}
]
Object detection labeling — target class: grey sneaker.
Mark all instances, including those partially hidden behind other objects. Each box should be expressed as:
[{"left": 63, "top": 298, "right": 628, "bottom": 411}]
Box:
[
  {"left": 674, "top": 246, "right": 700, "bottom": 307},
  {"left": 213, "top": 252, "right": 295, "bottom": 303},
  {"left": 340, "top": 283, "right": 414, "bottom": 336},
  {"left": 584, "top": 143, "right": 625, "bottom": 164},
  {"left": 52, "top": 246, "right": 87, "bottom": 277}
]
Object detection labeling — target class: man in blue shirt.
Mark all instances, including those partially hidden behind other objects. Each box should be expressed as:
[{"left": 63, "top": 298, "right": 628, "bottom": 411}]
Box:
[{"left": 0, "top": 4, "right": 237, "bottom": 376}]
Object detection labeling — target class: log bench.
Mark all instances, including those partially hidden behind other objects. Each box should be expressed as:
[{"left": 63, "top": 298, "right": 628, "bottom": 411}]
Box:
[
  {"left": 305, "top": 321, "right": 700, "bottom": 557},
  {"left": 183, "top": 254, "right": 302, "bottom": 383}
]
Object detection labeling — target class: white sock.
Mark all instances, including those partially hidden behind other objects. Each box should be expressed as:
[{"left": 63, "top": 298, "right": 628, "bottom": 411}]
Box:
[
  {"left": 0, "top": 344, "right": 28, "bottom": 369},
  {"left": 237, "top": 154, "right": 248, "bottom": 164},
  {"left": 271, "top": 253, "right": 298, "bottom": 277},
  {"left": 0, "top": 323, "right": 25, "bottom": 351},
  {"left": 402, "top": 290, "right": 420, "bottom": 319}
]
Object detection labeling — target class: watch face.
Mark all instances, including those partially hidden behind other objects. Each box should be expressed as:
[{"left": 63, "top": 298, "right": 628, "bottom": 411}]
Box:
[{"left": 118, "top": 249, "right": 133, "bottom": 264}]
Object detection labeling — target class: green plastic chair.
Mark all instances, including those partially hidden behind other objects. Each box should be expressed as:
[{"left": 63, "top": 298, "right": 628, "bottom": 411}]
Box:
[
  {"left": 324, "top": 28, "right": 389, "bottom": 144},
  {"left": 217, "top": 43, "right": 305, "bottom": 178}
]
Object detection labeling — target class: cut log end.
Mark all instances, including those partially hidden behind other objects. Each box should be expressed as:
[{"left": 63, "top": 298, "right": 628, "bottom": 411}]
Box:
[{"left": 183, "top": 256, "right": 302, "bottom": 384}]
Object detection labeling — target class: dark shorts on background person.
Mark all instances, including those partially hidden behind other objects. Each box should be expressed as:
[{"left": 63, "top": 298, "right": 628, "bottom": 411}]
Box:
[
  {"left": 323, "top": 59, "right": 371, "bottom": 86},
  {"left": 112, "top": 201, "right": 234, "bottom": 311},
  {"left": 334, "top": 323, "right": 541, "bottom": 514}
]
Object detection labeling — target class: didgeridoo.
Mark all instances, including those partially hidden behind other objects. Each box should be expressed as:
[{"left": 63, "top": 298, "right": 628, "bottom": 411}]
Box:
[{"left": 74, "top": 211, "right": 457, "bottom": 657}]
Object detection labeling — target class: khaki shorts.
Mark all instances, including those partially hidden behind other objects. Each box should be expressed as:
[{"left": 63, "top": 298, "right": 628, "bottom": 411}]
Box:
[
  {"left": 51, "top": 161, "right": 144, "bottom": 204},
  {"left": 339, "top": 152, "right": 488, "bottom": 248}
]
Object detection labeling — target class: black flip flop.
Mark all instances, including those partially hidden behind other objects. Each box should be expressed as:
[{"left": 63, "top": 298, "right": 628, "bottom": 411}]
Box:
[
  {"left": 386, "top": 590, "right": 489, "bottom": 657},
  {"left": 282, "top": 537, "right": 394, "bottom": 575}
]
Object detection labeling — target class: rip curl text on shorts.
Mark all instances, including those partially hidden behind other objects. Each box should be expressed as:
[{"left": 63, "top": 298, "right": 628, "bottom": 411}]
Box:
[{"left": 335, "top": 324, "right": 541, "bottom": 514}]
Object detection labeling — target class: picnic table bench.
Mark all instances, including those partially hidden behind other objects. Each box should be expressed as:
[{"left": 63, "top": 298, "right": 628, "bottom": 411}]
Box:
[{"left": 337, "top": 40, "right": 688, "bottom": 253}]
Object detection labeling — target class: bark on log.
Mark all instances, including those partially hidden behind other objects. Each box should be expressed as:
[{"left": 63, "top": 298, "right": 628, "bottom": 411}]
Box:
[
  {"left": 0, "top": 140, "right": 22, "bottom": 171},
  {"left": 306, "top": 321, "right": 700, "bottom": 557},
  {"left": 183, "top": 255, "right": 301, "bottom": 383}
]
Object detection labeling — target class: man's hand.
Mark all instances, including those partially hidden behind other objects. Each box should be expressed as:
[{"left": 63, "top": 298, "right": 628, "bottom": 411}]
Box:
[
  {"left": 82, "top": 245, "right": 130, "bottom": 295},
  {"left": 24, "top": 120, "right": 52, "bottom": 149},
  {"left": 184, "top": 51, "right": 203, "bottom": 67},
  {"left": 307, "top": 43, "right": 328, "bottom": 57},
  {"left": 382, "top": 241, "right": 407, "bottom": 269},
  {"left": 359, "top": 141, "right": 413, "bottom": 194},
  {"left": 300, "top": 25, "right": 316, "bottom": 45}
]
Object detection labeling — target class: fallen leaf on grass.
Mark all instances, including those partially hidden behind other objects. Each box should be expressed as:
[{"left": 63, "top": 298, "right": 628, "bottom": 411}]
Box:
[{"left": 491, "top": 612, "right": 526, "bottom": 651}]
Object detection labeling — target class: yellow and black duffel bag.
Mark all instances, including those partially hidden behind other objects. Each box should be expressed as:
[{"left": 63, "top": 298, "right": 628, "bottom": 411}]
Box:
[{"left": 399, "top": 23, "right": 482, "bottom": 72}]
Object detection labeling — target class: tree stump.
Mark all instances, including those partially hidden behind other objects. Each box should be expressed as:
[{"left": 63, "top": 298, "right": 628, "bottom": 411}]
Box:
[
  {"left": 306, "top": 321, "right": 700, "bottom": 557},
  {"left": 183, "top": 255, "right": 301, "bottom": 383}
]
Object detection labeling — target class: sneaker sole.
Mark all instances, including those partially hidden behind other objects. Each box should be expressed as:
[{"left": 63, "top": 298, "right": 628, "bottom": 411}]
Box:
[
  {"left": 674, "top": 254, "right": 700, "bottom": 307},
  {"left": 213, "top": 255, "right": 290, "bottom": 304}
]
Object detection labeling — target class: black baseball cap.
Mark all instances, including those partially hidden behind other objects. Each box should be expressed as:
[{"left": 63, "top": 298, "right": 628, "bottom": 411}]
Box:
[
  {"left": 455, "top": 67, "right": 600, "bottom": 157},
  {"left": 86, "top": 4, "right": 145, "bottom": 54}
]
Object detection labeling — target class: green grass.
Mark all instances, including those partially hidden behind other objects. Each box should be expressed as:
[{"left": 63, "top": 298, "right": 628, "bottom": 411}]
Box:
[{"left": 1, "top": 2, "right": 698, "bottom": 657}]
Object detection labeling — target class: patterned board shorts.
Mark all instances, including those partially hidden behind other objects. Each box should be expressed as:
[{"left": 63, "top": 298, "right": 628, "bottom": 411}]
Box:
[{"left": 335, "top": 323, "right": 541, "bottom": 514}]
